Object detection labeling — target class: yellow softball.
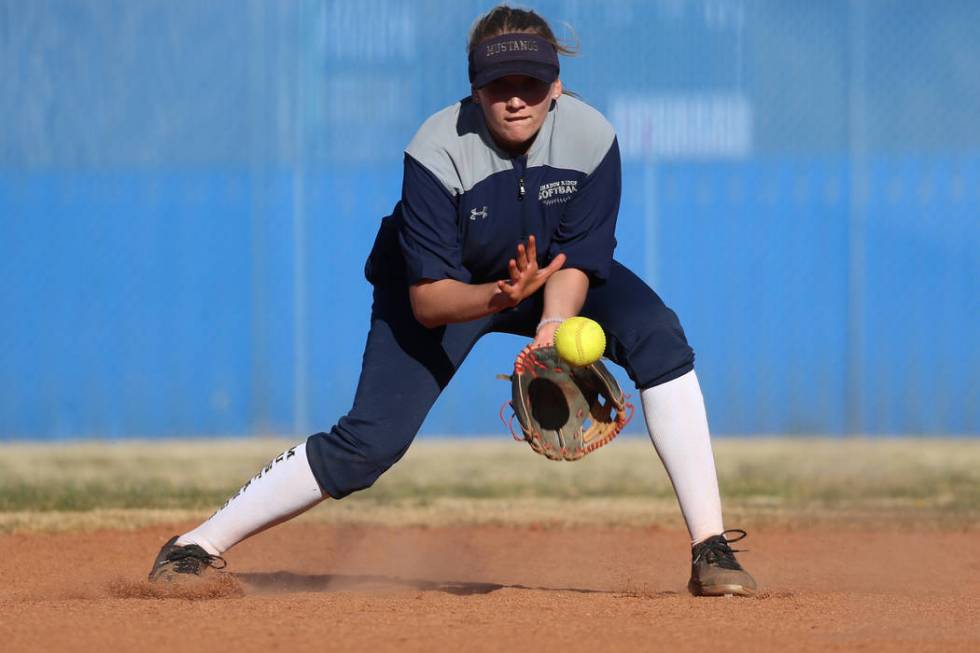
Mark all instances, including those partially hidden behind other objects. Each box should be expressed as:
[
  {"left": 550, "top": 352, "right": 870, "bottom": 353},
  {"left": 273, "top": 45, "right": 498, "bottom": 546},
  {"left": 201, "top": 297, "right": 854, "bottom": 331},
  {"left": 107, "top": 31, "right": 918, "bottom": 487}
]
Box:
[{"left": 553, "top": 317, "right": 606, "bottom": 366}]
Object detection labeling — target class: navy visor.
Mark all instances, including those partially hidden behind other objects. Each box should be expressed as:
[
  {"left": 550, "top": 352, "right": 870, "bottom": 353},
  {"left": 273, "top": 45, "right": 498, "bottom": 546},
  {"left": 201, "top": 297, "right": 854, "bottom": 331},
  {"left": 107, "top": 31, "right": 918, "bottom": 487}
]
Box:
[{"left": 468, "top": 33, "right": 559, "bottom": 88}]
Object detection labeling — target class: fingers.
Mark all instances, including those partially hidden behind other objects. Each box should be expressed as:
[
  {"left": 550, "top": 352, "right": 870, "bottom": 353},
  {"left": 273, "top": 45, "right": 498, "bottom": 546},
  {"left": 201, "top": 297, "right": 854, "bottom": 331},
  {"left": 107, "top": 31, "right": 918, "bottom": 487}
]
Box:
[
  {"left": 501, "top": 237, "right": 557, "bottom": 307},
  {"left": 515, "top": 243, "right": 528, "bottom": 272},
  {"left": 514, "top": 236, "right": 542, "bottom": 274},
  {"left": 541, "top": 252, "right": 567, "bottom": 275},
  {"left": 498, "top": 260, "right": 521, "bottom": 298},
  {"left": 497, "top": 278, "right": 518, "bottom": 301}
]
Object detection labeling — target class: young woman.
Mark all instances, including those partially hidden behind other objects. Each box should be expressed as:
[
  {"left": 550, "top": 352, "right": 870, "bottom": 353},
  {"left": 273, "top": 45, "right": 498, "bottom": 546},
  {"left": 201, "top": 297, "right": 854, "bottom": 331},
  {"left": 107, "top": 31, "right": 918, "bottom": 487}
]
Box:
[{"left": 149, "top": 5, "right": 756, "bottom": 597}]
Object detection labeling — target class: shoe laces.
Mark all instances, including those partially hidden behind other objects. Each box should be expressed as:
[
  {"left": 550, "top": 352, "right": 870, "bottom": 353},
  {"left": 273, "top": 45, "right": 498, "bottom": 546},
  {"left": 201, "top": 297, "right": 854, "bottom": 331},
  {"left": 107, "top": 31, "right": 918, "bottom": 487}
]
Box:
[
  {"left": 693, "top": 529, "right": 748, "bottom": 570},
  {"left": 167, "top": 545, "right": 227, "bottom": 574}
]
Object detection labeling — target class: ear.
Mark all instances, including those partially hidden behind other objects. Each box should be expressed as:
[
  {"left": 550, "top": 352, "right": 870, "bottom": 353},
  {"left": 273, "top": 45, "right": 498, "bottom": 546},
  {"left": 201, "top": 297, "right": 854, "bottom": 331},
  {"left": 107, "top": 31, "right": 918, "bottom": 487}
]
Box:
[
  {"left": 552, "top": 78, "right": 563, "bottom": 99},
  {"left": 471, "top": 86, "right": 482, "bottom": 104}
]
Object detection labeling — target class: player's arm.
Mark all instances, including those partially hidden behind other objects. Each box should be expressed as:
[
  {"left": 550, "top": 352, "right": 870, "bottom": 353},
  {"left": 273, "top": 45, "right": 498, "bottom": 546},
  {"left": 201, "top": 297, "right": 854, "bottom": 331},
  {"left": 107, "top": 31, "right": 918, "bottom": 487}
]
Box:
[
  {"left": 409, "top": 279, "right": 508, "bottom": 328},
  {"left": 532, "top": 267, "right": 589, "bottom": 347},
  {"left": 410, "top": 235, "right": 566, "bottom": 328},
  {"left": 545, "top": 137, "right": 621, "bottom": 283},
  {"left": 532, "top": 137, "right": 621, "bottom": 346}
]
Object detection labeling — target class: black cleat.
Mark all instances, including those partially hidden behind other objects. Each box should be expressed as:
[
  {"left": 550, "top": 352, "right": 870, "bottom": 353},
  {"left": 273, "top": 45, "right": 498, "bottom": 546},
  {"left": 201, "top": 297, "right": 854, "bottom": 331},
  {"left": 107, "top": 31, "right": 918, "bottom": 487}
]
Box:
[
  {"left": 148, "top": 535, "right": 227, "bottom": 582},
  {"left": 688, "top": 529, "right": 757, "bottom": 597}
]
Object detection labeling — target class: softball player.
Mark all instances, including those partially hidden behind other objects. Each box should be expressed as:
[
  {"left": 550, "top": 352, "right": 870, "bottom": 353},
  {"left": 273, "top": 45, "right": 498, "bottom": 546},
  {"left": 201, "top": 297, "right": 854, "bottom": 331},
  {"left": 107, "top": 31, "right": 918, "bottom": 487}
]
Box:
[{"left": 149, "top": 5, "right": 757, "bottom": 597}]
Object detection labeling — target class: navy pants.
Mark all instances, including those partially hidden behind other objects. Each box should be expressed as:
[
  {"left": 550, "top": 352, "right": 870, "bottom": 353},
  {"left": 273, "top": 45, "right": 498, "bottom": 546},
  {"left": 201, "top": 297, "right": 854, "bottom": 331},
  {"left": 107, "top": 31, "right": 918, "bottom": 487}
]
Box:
[{"left": 306, "top": 260, "right": 694, "bottom": 499}]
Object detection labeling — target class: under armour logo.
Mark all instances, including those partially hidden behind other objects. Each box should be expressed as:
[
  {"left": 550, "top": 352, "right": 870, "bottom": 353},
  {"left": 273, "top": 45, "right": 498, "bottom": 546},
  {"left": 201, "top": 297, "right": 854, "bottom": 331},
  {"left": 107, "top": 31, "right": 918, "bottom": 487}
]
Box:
[{"left": 469, "top": 206, "right": 488, "bottom": 220}]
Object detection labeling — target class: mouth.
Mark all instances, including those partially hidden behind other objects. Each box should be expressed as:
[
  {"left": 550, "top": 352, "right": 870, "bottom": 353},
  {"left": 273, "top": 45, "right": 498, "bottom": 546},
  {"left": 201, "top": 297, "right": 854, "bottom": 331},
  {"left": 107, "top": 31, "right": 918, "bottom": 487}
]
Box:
[{"left": 505, "top": 116, "right": 530, "bottom": 123}]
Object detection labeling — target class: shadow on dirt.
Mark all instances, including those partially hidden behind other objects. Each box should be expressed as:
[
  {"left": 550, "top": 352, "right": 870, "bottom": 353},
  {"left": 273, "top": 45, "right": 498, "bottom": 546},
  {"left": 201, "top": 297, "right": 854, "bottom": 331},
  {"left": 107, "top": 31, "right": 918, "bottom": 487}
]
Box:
[{"left": 236, "top": 571, "right": 641, "bottom": 597}]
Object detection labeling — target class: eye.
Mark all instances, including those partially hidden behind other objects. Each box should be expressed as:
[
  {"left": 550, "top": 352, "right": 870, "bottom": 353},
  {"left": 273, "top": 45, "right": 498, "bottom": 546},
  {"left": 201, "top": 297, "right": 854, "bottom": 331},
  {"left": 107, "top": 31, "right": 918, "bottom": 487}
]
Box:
[
  {"left": 521, "top": 78, "right": 543, "bottom": 92},
  {"left": 488, "top": 78, "right": 513, "bottom": 95}
]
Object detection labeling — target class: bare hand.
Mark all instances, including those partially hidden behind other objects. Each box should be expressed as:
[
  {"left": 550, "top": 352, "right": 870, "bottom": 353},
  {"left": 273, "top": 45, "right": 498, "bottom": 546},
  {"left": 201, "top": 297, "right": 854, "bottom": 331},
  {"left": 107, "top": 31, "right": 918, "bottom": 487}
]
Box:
[
  {"left": 495, "top": 235, "right": 567, "bottom": 307},
  {"left": 532, "top": 320, "right": 561, "bottom": 349}
]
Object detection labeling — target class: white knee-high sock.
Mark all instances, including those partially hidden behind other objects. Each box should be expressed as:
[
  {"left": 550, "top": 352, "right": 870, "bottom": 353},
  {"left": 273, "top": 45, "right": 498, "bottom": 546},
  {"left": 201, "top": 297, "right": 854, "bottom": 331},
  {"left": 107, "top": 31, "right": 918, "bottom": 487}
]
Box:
[
  {"left": 640, "top": 370, "right": 724, "bottom": 544},
  {"left": 178, "top": 441, "right": 326, "bottom": 555}
]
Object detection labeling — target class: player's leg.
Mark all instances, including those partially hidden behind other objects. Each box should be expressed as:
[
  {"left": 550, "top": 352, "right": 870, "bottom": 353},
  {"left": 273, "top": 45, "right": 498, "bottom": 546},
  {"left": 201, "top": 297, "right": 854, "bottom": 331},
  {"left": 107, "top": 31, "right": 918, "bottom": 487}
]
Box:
[
  {"left": 490, "top": 260, "right": 719, "bottom": 540},
  {"left": 579, "top": 261, "right": 755, "bottom": 596},
  {"left": 168, "top": 441, "right": 325, "bottom": 559},
  {"left": 493, "top": 265, "right": 723, "bottom": 539},
  {"left": 488, "top": 260, "right": 724, "bottom": 544},
  {"left": 148, "top": 440, "right": 324, "bottom": 581},
  {"left": 150, "top": 284, "right": 486, "bottom": 580},
  {"left": 576, "top": 261, "right": 718, "bottom": 538},
  {"left": 305, "top": 283, "right": 486, "bottom": 499}
]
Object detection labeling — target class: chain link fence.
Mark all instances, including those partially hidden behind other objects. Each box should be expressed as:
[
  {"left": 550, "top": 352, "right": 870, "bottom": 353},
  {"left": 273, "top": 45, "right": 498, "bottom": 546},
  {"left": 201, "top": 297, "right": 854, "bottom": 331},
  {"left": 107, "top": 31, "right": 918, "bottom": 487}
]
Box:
[{"left": 1, "top": 1, "right": 977, "bottom": 438}]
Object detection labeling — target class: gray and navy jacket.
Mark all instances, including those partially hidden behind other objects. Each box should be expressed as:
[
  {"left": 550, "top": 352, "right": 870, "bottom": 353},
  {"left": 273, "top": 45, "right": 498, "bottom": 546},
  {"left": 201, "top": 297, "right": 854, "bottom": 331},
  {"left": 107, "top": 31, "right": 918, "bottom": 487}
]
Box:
[{"left": 365, "top": 94, "right": 621, "bottom": 287}]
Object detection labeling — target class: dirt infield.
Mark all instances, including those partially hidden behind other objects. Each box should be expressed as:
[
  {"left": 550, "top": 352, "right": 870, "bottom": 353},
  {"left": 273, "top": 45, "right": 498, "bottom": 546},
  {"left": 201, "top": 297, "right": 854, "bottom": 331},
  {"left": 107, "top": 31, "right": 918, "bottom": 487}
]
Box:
[{"left": 1, "top": 524, "right": 977, "bottom": 652}]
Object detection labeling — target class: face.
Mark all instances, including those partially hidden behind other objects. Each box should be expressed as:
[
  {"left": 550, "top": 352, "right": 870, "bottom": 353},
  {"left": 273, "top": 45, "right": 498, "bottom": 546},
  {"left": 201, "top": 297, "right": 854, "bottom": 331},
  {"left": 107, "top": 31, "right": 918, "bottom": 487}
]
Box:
[{"left": 473, "top": 75, "right": 562, "bottom": 155}]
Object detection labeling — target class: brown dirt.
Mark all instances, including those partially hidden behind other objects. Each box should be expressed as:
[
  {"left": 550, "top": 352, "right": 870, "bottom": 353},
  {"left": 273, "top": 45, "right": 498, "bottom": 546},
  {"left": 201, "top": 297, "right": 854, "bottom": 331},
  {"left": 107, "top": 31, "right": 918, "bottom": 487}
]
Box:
[{"left": 1, "top": 524, "right": 978, "bottom": 652}]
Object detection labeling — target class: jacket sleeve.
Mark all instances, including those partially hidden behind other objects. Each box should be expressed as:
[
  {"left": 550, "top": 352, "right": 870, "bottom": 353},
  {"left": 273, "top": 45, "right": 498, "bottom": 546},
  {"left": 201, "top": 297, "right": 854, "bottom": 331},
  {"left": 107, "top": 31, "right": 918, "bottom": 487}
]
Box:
[
  {"left": 547, "top": 137, "right": 621, "bottom": 283},
  {"left": 398, "top": 153, "right": 471, "bottom": 285}
]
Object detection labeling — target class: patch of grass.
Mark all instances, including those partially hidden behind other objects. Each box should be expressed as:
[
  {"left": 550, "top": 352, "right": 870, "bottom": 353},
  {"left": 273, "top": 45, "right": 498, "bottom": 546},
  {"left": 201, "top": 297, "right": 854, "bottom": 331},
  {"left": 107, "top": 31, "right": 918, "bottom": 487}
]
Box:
[{"left": 0, "top": 437, "right": 978, "bottom": 532}]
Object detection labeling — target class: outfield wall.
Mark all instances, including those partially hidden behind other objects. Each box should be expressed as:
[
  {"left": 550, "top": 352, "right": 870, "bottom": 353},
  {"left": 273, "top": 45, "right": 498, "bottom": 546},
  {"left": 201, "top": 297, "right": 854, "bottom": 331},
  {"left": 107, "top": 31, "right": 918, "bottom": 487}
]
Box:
[{"left": 1, "top": 1, "right": 978, "bottom": 438}]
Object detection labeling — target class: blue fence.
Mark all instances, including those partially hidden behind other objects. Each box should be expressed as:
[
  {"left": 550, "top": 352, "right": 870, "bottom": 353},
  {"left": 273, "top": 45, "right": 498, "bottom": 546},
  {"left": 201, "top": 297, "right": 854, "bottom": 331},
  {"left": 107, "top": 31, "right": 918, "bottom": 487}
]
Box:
[{"left": 1, "top": 1, "right": 978, "bottom": 438}]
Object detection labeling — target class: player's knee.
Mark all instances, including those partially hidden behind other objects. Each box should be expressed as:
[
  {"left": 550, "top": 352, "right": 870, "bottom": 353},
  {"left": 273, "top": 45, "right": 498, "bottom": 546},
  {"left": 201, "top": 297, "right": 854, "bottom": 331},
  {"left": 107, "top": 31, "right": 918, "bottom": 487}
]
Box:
[
  {"left": 305, "top": 421, "right": 414, "bottom": 499},
  {"left": 608, "top": 306, "right": 695, "bottom": 389},
  {"left": 628, "top": 323, "right": 695, "bottom": 389}
]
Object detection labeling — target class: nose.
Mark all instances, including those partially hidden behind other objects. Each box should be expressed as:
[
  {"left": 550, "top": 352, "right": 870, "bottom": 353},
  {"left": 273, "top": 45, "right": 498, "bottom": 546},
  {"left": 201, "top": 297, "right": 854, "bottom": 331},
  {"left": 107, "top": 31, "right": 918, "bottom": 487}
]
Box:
[{"left": 505, "top": 95, "right": 526, "bottom": 111}]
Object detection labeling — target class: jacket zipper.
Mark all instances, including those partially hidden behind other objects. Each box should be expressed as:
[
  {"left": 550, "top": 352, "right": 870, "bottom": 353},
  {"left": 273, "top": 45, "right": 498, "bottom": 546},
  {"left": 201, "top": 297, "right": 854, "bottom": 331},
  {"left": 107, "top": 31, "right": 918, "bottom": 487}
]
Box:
[{"left": 514, "top": 156, "right": 527, "bottom": 200}]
